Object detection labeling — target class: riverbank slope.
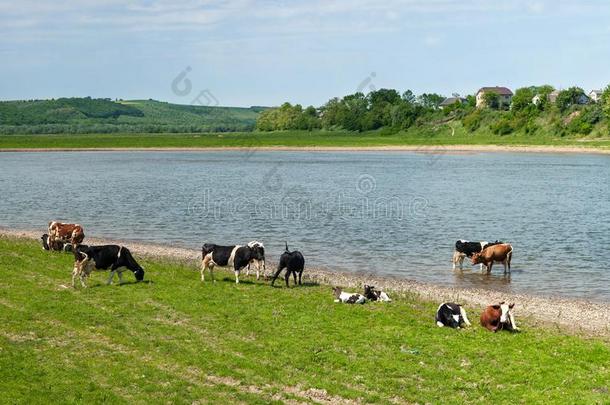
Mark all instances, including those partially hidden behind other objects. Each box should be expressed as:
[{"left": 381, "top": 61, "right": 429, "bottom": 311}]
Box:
[{"left": 1, "top": 234, "right": 608, "bottom": 403}]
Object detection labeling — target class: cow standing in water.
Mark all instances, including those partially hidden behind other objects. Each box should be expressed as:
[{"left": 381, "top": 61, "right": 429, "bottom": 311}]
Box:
[{"left": 471, "top": 244, "right": 513, "bottom": 274}]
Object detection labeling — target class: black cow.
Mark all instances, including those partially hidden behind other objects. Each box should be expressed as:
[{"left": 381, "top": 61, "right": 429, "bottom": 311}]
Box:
[
  {"left": 453, "top": 240, "right": 502, "bottom": 270},
  {"left": 435, "top": 302, "right": 471, "bottom": 329},
  {"left": 200, "top": 242, "right": 265, "bottom": 284},
  {"left": 72, "top": 245, "right": 145, "bottom": 288},
  {"left": 271, "top": 242, "right": 305, "bottom": 287}
]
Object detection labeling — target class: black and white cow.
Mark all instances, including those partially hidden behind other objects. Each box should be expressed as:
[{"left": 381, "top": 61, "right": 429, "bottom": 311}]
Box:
[
  {"left": 453, "top": 240, "right": 502, "bottom": 270},
  {"left": 332, "top": 287, "right": 366, "bottom": 304},
  {"left": 200, "top": 242, "right": 266, "bottom": 284},
  {"left": 435, "top": 302, "right": 471, "bottom": 328},
  {"left": 271, "top": 242, "right": 305, "bottom": 287},
  {"left": 72, "top": 245, "right": 145, "bottom": 288},
  {"left": 41, "top": 233, "right": 77, "bottom": 252},
  {"left": 363, "top": 284, "right": 392, "bottom": 302},
  {"left": 245, "top": 241, "right": 266, "bottom": 280}
]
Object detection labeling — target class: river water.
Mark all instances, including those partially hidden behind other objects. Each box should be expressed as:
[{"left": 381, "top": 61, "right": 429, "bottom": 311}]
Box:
[{"left": 1, "top": 150, "right": 608, "bottom": 301}]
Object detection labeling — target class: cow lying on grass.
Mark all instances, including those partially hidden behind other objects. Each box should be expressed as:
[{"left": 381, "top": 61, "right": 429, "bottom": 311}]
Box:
[
  {"left": 201, "top": 242, "right": 266, "bottom": 284},
  {"left": 480, "top": 302, "right": 519, "bottom": 332},
  {"left": 271, "top": 243, "right": 305, "bottom": 287},
  {"left": 72, "top": 245, "right": 145, "bottom": 288},
  {"left": 471, "top": 243, "right": 513, "bottom": 274},
  {"left": 332, "top": 287, "right": 366, "bottom": 304},
  {"left": 435, "top": 302, "right": 471, "bottom": 328},
  {"left": 363, "top": 285, "right": 391, "bottom": 302}
]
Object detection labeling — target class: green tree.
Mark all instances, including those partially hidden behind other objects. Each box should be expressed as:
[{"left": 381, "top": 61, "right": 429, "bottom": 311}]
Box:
[
  {"left": 483, "top": 92, "right": 500, "bottom": 109},
  {"left": 556, "top": 87, "right": 586, "bottom": 112},
  {"left": 601, "top": 85, "right": 610, "bottom": 121},
  {"left": 511, "top": 87, "right": 534, "bottom": 112},
  {"left": 417, "top": 93, "right": 445, "bottom": 109}
]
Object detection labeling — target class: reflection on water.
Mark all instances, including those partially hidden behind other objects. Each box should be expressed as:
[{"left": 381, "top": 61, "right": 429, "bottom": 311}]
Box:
[{"left": 0, "top": 150, "right": 609, "bottom": 302}]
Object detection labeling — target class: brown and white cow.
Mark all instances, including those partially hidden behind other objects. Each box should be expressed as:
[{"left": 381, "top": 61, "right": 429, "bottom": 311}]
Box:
[
  {"left": 471, "top": 243, "right": 512, "bottom": 274},
  {"left": 480, "top": 302, "right": 519, "bottom": 332},
  {"left": 48, "top": 221, "right": 85, "bottom": 246}
]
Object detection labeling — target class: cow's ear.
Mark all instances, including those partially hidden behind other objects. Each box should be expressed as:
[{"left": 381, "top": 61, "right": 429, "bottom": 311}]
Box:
[
  {"left": 499, "top": 301, "right": 505, "bottom": 305},
  {"left": 492, "top": 305, "right": 501, "bottom": 310},
  {"left": 509, "top": 303, "right": 515, "bottom": 309}
]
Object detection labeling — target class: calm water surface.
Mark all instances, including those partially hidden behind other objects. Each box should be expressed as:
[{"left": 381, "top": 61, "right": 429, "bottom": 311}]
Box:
[{"left": 1, "top": 150, "right": 608, "bottom": 301}]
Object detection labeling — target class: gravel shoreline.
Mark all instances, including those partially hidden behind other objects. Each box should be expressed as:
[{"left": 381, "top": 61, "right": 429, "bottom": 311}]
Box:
[{"left": 2, "top": 228, "right": 608, "bottom": 338}]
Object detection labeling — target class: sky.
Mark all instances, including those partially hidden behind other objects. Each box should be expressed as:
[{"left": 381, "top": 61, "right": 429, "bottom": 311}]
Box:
[{"left": 1, "top": 0, "right": 609, "bottom": 107}]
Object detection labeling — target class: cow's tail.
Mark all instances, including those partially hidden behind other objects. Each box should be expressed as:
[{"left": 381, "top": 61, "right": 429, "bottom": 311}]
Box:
[
  {"left": 507, "top": 245, "right": 513, "bottom": 269},
  {"left": 285, "top": 241, "right": 289, "bottom": 252}
]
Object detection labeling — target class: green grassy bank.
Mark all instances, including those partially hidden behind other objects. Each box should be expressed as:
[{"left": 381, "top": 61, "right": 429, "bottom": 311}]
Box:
[
  {"left": 1, "top": 128, "right": 610, "bottom": 150},
  {"left": 0, "top": 236, "right": 608, "bottom": 404}
]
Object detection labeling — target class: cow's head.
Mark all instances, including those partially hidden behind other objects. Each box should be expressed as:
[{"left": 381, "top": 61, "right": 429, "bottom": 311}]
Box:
[
  {"left": 495, "top": 301, "right": 514, "bottom": 324},
  {"left": 332, "top": 286, "right": 342, "bottom": 299},
  {"left": 248, "top": 242, "right": 265, "bottom": 261},
  {"left": 41, "top": 234, "right": 50, "bottom": 250},
  {"left": 133, "top": 268, "right": 145, "bottom": 282},
  {"left": 363, "top": 284, "right": 374, "bottom": 296},
  {"left": 471, "top": 253, "right": 482, "bottom": 265}
]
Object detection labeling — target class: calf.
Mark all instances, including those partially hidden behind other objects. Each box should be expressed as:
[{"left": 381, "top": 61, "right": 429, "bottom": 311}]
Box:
[
  {"left": 41, "top": 233, "right": 80, "bottom": 252},
  {"left": 480, "top": 302, "right": 519, "bottom": 332},
  {"left": 48, "top": 221, "right": 85, "bottom": 246},
  {"left": 453, "top": 240, "right": 502, "bottom": 270},
  {"left": 245, "top": 241, "right": 266, "bottom": 280},
  {"left": 363, "top": 285, "right": 391, "bottom": 302},
  {"left": 332, "top": 287, "right": 366, "bottom": 304},
  {"left": 471, "top": 243, "right": 513, "bottom": 274},
  {"left": 435, "top": 302, "right": 471, "bottom": 328},
  {"left": 271, "top": 242, "right": 305, "bottom": 287},
  {"left": 72, "top": 245, "right": 145, "bottom": 288},
  {"left": 200, "top": 242, "right": 265, "bottom": 284}
]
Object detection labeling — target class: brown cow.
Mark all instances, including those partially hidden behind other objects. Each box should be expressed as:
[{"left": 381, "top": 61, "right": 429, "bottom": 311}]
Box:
[
  {"left": 480, "top": 302, "right": 519, "bottom": 332},
  {"left": 471, "top": 243, "right": 512, "bottom": 274},
  {"left": 48, "top": 221, "right": 85, "bottom": 246}
]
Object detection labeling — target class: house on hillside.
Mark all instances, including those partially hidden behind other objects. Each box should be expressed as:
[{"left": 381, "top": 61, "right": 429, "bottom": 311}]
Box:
[
  {"left": 588, "top": 89, "right": 603, "bottom": 103},
  {"left": 548, "top": 90, "right": 561, "bottom": 103},
  {"left": 475, "top": 87, "right": 513, "bottom": 108},
  {"left": 439, "top": 97, "right": 467, "bottom": 108}
]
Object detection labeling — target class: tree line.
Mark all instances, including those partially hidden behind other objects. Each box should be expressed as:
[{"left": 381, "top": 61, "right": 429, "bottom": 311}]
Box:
[{"left": 256, "top": 85, "right": 610, "bottom": 136}]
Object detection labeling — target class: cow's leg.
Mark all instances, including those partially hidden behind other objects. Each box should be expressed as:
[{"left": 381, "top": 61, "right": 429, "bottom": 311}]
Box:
[
  {"left": 256, "top": 261, "right": 260, "bottom": 281},
  {"left": 503, "top": 259, "right": 508, "bottom": 274},
  {"left": 201, "top": 255, "right": 213, "bottom": 282},
  {"left": 71, "top": 266, "right": 79, "bottom": 288},
  {"left": 270, "top": 267, "right": 284, "bottom": 286},
  {"left": 460, "top": 306, "right": 471, "bottom": 326},
  {"left": 292, "top": 270, "right": 297, "bottom": 285},
  {"left": 107, "top": 271, "right": 116, "bottom": 285},
  {"left": 246, "top": 262, "right": 251, "bottom": 276},
  {"left": 487, "top": 262, "right": 493, "bottom": 274},
  {"left": 284, "top": 270, "right": 291, "bottom": 287},
  {"left": 298, "top": 270, "right": 303, "bottom": 285},
  {"left": 508, "top": 312, "right": 519, "bottom": 331},
  {"left": 234, "top": 270, "right": 240, "bottom": 284}
]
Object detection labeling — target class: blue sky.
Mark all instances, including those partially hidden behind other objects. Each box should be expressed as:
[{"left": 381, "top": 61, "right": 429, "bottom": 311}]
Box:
[{"left": 1, "top": 0, "right": 609, "bottom": 107}]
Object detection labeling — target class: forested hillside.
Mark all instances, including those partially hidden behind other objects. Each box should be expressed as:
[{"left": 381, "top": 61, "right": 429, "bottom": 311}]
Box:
[{"left": 0, "top": 98, "right": 265, "bottom": 134}]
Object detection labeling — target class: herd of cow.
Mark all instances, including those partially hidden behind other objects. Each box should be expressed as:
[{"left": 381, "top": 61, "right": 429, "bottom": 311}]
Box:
[{"left": 40, "top": 221, "right": 519, "bottom": 333}]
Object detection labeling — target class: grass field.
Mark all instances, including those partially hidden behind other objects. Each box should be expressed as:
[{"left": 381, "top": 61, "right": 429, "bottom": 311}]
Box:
[
  {"left": 1, "top": 127, "right": 610, "bottom": 150},
  {"left": 1, "top": 236, "right": 608, "bottom": 404}
]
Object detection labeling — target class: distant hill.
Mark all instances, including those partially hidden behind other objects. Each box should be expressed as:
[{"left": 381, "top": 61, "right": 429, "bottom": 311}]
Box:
[{"left": 0, "top": 98, "right": 267, "bottom": 134}]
